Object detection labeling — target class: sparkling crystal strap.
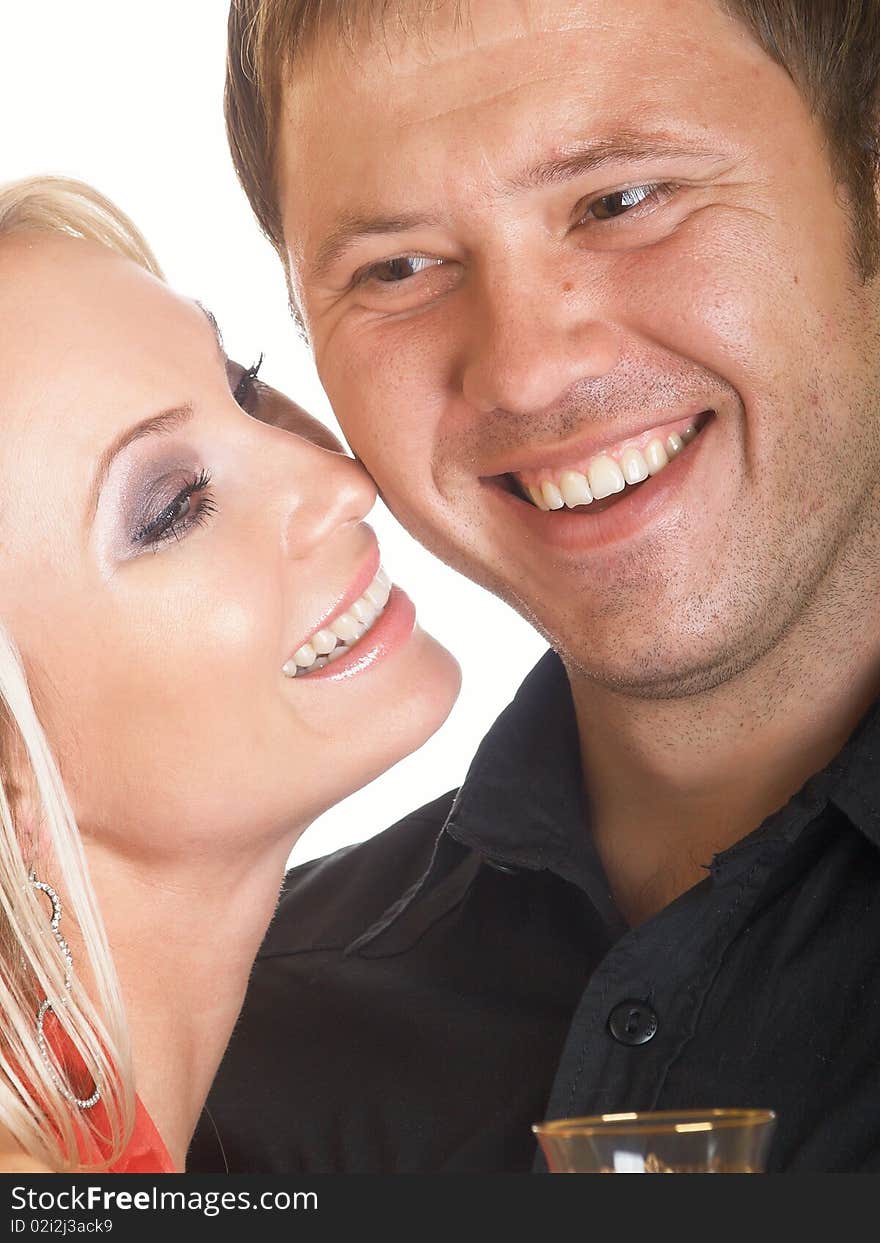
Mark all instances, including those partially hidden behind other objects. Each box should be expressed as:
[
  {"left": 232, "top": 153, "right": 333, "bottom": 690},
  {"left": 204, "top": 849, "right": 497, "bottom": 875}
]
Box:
[{"left": 30, "top": 873, "right": 101, "bottom": 1111}]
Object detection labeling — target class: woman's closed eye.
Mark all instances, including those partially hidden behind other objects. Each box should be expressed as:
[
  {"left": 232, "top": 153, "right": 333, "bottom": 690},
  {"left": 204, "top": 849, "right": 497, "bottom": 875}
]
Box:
[
  {"left": 127, "top": 352, "right": 267, "bottom": 553},
  {"left": 133, "top": 468, "right": 216, "bottom": 550}
]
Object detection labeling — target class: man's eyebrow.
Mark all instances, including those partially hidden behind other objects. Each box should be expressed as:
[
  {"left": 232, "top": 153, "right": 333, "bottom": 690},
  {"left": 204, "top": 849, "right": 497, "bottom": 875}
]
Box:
[
  {"left": 506, "top": 134, "right": 721, "bottom": 193},
  {"left": 89, "top": 403, "right": 194, "bottom": 521},
  {"left": 308, "top": 135, "right": 717, "bottom": 280},
  {"left": 310, "top": 213, "right": 443, "bottom": 282}
]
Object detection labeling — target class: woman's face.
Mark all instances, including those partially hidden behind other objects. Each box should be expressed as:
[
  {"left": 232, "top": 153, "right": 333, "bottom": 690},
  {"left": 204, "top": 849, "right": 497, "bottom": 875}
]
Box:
[{"left": 0, "top": 234, "right": 460, "bottom": 862}]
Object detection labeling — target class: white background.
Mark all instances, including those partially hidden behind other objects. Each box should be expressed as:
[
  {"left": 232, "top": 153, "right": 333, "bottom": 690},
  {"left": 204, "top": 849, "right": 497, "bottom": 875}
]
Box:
[{"left": 1, "top": 1, "right": 547, "bottom": 865}]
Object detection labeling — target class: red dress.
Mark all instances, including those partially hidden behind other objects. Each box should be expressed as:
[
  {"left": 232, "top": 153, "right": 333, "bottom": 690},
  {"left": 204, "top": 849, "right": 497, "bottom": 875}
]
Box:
[
  {"left": 47, "top": 1014, "right": 176, "bottom": 1173},
  {"left": 69, "top": 1088, "right": 175, "bottom": 1173},
  {"left": 100, "top": 1096, "right": 175, "bottom": 1174}
]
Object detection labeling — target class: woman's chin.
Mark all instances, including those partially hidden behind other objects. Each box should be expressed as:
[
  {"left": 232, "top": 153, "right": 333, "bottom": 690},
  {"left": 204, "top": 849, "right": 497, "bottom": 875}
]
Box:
[
  {"left": 405, "top": 623, "right": 463, "bottom": 735},
  {"left": 299, "top": 626, "right": 461, "bottom": 819},
  {"left": 362, "top": 623, "right": 461, "bottom": 765}
]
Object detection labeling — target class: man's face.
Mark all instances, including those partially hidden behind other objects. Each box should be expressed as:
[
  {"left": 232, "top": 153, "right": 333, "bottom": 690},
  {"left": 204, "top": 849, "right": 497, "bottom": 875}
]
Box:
[{"left": 278, "top": 0, "right": 880, "bottom": 696}]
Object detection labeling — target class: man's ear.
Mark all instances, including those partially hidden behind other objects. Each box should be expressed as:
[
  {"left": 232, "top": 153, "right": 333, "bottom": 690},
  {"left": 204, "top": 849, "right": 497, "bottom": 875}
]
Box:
[{"left": 285, "top": 267, "right": 311, "bottom": 346}]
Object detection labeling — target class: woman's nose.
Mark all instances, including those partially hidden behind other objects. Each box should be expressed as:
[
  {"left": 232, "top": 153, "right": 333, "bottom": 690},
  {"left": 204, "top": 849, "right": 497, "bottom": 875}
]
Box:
[{"left": 279, "top": 441, "right": 377, "bottom": 561}]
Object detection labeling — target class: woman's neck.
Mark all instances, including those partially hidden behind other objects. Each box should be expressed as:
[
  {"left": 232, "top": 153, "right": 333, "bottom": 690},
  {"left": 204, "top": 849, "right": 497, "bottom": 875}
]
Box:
[{"left": 76, "top": 839, "right": 295, "bottom": 1171}]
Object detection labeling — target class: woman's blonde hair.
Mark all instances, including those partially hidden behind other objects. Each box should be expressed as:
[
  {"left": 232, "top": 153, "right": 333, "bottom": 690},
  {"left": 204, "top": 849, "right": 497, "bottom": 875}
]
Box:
[
  {"left": 0, "top": 176, "right": 163, "bottom": 1169},
  {"left": 0, "top": 175, "right": 163, "bottom": 278}
]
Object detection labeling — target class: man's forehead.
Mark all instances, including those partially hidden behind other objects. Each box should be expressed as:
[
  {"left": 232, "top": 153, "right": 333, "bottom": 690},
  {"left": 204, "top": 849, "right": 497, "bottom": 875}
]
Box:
[
  {"left": 280, "top": 0, "right": 759, "bottom": 266},
  {"left": 286, "top": 0, "right": 732, "bottom": 78},
  {"left": 289, "top": 0, "right": 471, "bottom": 62},
  {"left": 282, "top": 0, "right": 749, "bottom": 171},
  {"left": 294, "top": 1, "right": 629, "bottom": 94}
]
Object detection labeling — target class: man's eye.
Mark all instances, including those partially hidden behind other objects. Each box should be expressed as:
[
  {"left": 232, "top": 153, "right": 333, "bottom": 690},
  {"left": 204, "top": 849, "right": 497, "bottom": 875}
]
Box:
[
  {"left": 584, "top": 183, "right": 666, "bottom": 221},
  {"left": 360, "top": 255, "right": 445, "bottom": 284}
]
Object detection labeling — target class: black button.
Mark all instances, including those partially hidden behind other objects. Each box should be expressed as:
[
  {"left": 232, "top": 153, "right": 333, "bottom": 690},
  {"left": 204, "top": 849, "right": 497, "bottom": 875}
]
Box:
[
  {"left": 483, "top": 857, "right": 520, "bottom": 875},
  {"left": 608, "top": 1000, "right": 658, "bottom": 1046}
]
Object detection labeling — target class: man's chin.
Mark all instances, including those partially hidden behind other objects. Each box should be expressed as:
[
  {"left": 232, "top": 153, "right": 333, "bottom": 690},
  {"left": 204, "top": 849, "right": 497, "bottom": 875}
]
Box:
[{"left": 553, "top": 636, "right": 765, "bottom": 703}]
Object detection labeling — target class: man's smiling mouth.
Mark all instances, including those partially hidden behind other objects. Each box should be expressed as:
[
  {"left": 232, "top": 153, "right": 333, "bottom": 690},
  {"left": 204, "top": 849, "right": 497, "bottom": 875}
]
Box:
[{"left": 496, "top": 411, "right": 714, "bottom": 514}]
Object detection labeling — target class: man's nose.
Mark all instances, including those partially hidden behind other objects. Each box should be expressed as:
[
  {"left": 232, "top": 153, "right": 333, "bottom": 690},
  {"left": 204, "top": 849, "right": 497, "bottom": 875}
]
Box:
[
  {"left": 459, "top": 265, "right": 619, "bottom": 416},
  {"left": 279, "top": 443, "right": 377, "bottom": 561}
]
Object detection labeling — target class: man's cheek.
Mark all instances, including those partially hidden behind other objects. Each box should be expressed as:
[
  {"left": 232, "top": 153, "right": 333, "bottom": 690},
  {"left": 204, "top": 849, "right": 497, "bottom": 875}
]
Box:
[
  {"left": 344, "top": 402, "right": 436, "bottom": 494},
  {"left": 321, "top": 349, "right": 392, "bottom": 447}
]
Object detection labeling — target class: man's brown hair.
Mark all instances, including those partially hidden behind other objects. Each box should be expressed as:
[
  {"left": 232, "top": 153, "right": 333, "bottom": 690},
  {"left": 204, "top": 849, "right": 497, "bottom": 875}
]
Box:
[{"left": 225, "top": 0, "right": 880, "bottom": 277}]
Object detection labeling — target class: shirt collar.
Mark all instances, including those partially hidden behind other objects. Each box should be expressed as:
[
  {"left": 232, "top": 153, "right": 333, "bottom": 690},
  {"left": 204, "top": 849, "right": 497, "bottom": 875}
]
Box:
[
  {"left": 444, "top": 649, "right": 585, "bottom": 872},
  {"left": 824, "top": 695, "right": 880, "bottom": 849},
  {"left": 444, "top": 649, "right": 880, "bottom": 871}
]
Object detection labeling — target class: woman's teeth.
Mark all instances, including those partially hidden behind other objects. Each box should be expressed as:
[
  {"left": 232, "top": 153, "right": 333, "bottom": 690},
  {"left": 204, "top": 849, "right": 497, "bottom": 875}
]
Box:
[
  {"left": 521, "top": 422, "right": 700, "bottom": 511},
  {"left": 282, "top": 568, "right": 392, "bottom": 678}
]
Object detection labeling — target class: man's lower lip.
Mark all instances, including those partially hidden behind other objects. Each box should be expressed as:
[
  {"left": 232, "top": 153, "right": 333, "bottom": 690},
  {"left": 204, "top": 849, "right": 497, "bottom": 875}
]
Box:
[
  {"left": 484, "top": 420, "right": 711, "bottom": 554},
  {"left": 292, "top": 587, "right": 416, "bottom": 681}
]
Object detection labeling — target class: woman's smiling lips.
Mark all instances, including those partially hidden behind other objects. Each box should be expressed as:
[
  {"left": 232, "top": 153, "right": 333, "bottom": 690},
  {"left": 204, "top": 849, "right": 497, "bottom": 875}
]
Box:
[
  {"left": 281, "top": 538, "right": 417, "bottom": 682},
  {"left": 296, "top": 586, "right": 418, "bottom": 682}
]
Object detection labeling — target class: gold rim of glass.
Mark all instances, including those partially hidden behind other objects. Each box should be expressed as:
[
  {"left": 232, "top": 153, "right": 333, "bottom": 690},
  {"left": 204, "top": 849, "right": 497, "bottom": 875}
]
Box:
[{"left": 532, "top": 1109, "right": 776, "bottom": 1137}]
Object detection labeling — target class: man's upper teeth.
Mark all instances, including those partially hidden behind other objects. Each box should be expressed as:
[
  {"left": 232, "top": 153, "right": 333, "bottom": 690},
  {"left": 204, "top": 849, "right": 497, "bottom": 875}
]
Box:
[
  {"left": 520, "top": 422, "right": 699, "bottom": 511},
  {"left": 282, "top": 568, "right": 392, "bottom": 678}
]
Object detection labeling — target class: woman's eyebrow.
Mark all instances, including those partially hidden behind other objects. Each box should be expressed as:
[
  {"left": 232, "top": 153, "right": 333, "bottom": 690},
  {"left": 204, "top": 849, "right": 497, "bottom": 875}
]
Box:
[
  {"left": 87, "top": 303, "right": 225, "bottom": 523},
  {"left": 88, "top": 403, "right": 194, "bottom": 522}
]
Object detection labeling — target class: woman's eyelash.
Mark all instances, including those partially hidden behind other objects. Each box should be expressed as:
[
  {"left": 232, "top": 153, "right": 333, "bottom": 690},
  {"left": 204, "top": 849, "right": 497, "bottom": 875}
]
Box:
[
  {"left": 128, "top": 349, "right": 263, "bottom": 554},
  {"left": 134, "top": 469, "right": 216, "bottom": 549},
  {"left": 233, "top": 353, "right": 264, "bottom": 407}
]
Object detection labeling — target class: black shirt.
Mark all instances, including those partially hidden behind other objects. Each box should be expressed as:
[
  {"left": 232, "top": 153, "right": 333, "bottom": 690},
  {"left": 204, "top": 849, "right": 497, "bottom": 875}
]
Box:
[{"left": 189, "top": 651, "right": 880, "bottom": 1173}]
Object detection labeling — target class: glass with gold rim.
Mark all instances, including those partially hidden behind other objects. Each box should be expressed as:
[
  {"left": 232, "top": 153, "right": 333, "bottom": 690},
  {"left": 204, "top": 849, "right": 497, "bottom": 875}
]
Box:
[{"left": 533, "top": 1108, "right": 777, "bottom": 1173}]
